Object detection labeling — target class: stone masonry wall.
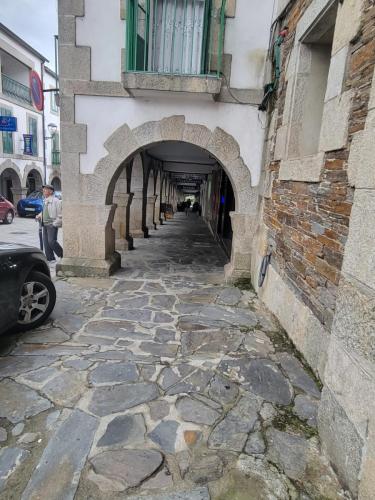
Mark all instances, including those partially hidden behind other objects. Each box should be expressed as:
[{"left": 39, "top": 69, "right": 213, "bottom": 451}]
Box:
[{"left": 264, "top": 0, "right": 375, "bottom": 330}]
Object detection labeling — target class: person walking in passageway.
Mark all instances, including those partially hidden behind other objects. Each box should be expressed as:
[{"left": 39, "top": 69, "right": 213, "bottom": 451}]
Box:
[
  {"left": 185, "top": 198, "right": 191, "bottom": 216},
  {"left": 36, "top": 184, "right": 63, "bottom": 263}
]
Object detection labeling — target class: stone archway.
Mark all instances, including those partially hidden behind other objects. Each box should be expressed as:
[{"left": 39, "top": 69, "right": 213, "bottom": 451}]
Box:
[
  {"left": 51, "top": 176, "right": 62, "bottom": 191},
  {"left": 23, "top": 166, "right": 43, "bottom": 195},
  {"left": 0, "top": 161, "right": 23, "bottom": 204},
  {"left": 58, "top": 117, "right": 258, "bottom": 278}
]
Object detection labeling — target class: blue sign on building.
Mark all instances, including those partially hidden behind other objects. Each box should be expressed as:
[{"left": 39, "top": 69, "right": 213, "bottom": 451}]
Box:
[
  {"left": 0, "top": 116, "right": 17, "bottom": 132},
  {"left": 23, "top": 134, "right": 33, "bottom": 155}
]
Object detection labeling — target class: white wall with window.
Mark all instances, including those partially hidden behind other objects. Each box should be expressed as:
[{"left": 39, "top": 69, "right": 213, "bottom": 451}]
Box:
[
  {"left": 75, "top": 0, "right": 275, "bottom": 186},
  {"left": 43, "top": 67, "right": 60, "bottom": 185},
  {"left": 0, "top": 23, "right": 46, "bottom": 202}
]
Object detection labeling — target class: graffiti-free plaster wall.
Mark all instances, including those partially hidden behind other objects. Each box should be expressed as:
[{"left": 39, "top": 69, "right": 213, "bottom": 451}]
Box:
[{"left": 75, "top": 94, "right": 264, "bottom": 185}]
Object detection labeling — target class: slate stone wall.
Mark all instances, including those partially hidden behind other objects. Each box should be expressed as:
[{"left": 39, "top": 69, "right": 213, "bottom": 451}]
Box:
[{"left": 263, "top": 0, "right": 375, "bottom": 330}]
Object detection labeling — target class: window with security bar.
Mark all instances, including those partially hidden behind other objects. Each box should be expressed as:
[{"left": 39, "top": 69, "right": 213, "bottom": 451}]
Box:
[{"left": 126, "top": 0, "right": 226, "bottom": 77}]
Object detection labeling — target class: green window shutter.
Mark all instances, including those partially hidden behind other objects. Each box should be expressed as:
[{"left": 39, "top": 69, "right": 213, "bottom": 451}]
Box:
[
  {"left": 0, "top": 107, "right": 14, "bottom": 154},
  {"left": 28, "top": 116, "right": 38, "bottom": 156},
  {"left": 126, "top": 0, "right": 150, "bottom": 71}
]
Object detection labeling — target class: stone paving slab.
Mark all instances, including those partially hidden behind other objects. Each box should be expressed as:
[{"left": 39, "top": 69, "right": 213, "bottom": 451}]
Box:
[
  {"left": 21, "top": 409, "right": 98, "bottom": 500},
  {"left": 0, "top": 447, "right": 30, "bottom": 492},
  {"left": 0, "top": 214, "right": 350, "bottom": 499}
]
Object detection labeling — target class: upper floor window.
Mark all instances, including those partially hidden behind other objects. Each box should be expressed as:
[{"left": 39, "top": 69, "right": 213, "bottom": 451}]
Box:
[
  {"left": 0, "top": 107, "right": 14, "bottom": 154},
  {"left": 27, "top": 116, "right": 38, "bottom": 156},
  {"left": 126, "top": 0, "right": 226, "bottom": 77},
  {"left": 50, "top": 89, "right": 58, "bottom": 113}
]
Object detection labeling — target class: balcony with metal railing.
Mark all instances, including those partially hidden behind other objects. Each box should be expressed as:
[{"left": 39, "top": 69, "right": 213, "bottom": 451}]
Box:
[
  {"left": 52, "top": 150, "right": 61, "bottom": 166},
  {"left": 1, "top": 74, "right": 32, "bottom": 105},
  {"left": 123, "top": 0, "right": 226, "bottom": 97}
]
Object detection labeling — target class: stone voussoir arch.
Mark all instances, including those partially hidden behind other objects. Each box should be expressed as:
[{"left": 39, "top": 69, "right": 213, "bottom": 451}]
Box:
[
  {"left": 0, "top": 159, "right": 22, "bottom": 187},
  {"left": 22, "top": 163, "right": 44, "bottom": 188},
  {"left": 88, "top": 116, "right": 256, "bottom": 216}
]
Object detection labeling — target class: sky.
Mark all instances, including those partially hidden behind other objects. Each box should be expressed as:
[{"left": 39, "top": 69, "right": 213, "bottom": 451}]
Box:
[{"left": 1, "top": 0, "right": 58, "bottom": 70}]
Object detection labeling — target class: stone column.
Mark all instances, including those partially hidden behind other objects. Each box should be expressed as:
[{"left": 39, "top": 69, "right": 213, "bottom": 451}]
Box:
[
  {"left": 11, "top": 187, "right": 28, "bottom": 206},
  {"left": 113, "top": 192, "right": 134, "bottom": 251},
  {"left": 172, "top": 186, "right": 177, "bottom": 212},
  {"left": 154, "top": 172, "right": 161, "bottom": 228},
  {"left": 56, "top": 203, "right": 120, "bottom": 277},
  {"left": 318, "top": 65, "right": 375, "bottom": 498},
  {"left": 145, "top": 195, "right": 157, "bottom": 232},
  {"left": 224, "top": 212, "right": 256, "bottom": 281},
  {"left": 129, "top": 190, "right": 145, "bottom": 238},
  {"left": 154, "top": 195, "right": 160, "bottom": 228}
]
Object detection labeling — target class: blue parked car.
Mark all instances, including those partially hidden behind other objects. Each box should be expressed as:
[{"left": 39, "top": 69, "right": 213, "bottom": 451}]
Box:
[{"left": 17, "top": 191, "right": 62, "bottom": 217}]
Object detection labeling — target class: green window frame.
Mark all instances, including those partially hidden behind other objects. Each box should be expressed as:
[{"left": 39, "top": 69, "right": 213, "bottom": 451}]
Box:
[
  {"left": 125, "top": 0, "right": 221, "bottom": 76},
  {"left": 0, "top": 107, "right": 14, "bottom": 154},
  {"left": 126, "top": 0, "right": 150, "bottom": 72},
  {"left": 27, "top": 116, "right": 38, "bottom": 156}
]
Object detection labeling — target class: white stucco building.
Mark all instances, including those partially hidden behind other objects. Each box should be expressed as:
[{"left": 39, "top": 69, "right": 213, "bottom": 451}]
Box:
[
  {"left": 0, "top": 23, "right": 61, "bottom": 205},
  {"left": 58, "top": 0, "right": 275, "bottom": 277}
]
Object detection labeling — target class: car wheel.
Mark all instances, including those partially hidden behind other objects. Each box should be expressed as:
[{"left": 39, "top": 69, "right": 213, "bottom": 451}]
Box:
[
  {"left": 3, "top": 210, "right": 14, "bottom": 224},
  {"left": 17, "top": 271, "right": 56, "bottom": 331}
]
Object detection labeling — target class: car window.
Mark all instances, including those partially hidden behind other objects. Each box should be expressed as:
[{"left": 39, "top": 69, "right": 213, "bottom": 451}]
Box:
[{"left": 28, "top": 191, "right": 42, "bottom": 199}]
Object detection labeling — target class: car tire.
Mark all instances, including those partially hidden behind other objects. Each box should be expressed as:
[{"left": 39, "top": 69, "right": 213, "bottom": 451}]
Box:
[
  {"left": 3, "top": 210, "right": 14, "bottom": 224},
  {"left": 16, "top": 271, "right": 56, "bottom": 332}
]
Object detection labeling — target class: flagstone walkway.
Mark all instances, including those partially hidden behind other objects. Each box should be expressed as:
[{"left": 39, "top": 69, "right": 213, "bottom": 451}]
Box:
[{"left": 0, "top": 214, "right": 350, "bottom": 499}]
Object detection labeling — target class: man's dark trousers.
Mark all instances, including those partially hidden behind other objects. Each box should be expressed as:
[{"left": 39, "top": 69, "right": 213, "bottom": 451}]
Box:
[{"left": 43, "top": 225, "right": 63, "bottom": 261}]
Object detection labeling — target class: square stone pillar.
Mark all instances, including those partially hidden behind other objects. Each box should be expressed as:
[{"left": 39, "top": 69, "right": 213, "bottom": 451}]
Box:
[
  {"left": 224, "top": 212, "right": 256, "bottom": 282},
  {"left": 146, "top": 195, "right": 157, "bottom": 231},
  {"left": 154, "top": 195, "right": 160, "bottom": 228},
  {"left": 56, "top": 204, "right": 120, "bottom": 277},
  {"left": 113, "top": 193, "right": 134, "bottom": 251},
  {"left": 129, "top": 191, "right": 145, "bottom": 238}
]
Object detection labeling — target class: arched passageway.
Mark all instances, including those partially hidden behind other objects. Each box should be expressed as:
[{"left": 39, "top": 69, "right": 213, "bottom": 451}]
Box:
[
  {"left": 26, "top": 169, "right": 43, "bottom": 195},
  {"left": 57, "top": 118, "right": 258, "bottom": 280},
  {"left": 51, "top": 176, "right": 62, "bottom": 191},
  {"left": 0, "top": 166, "right": 22, "bottom": 204}
]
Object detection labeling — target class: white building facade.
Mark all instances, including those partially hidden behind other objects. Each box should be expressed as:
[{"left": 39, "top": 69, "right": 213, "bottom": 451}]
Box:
[
  {"left": 58, "top": 0, "right": 275, "bottom": 277},
  {"left": 0, "top": 23, "right": 61, "bottom": 205}
]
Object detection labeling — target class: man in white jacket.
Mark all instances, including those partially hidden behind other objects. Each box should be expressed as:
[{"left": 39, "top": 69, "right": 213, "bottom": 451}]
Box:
[{"left": 36, "top": 184, "right": 63, "bottom": 262}]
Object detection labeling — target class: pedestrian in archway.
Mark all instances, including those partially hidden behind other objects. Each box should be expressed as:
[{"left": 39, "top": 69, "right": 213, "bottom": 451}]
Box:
[
  {"left": 36, "top": 184, "right": 63, "bottom": 263},
  {"left": 185, "top": 198, "right": 191, "bottom": 216}
]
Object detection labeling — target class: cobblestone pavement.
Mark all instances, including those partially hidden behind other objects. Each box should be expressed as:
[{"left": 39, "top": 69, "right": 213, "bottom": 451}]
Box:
[{"left": 0, "top": 214, "right": 350, "bottom": 499}]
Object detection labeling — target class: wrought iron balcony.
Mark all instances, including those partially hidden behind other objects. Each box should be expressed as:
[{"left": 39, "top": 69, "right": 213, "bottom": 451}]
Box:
[
  {"left": 1, "top": 74, "right": 32, "bottom": 105},
  {"left": 52, "top": 151, "right": 61, "bottom": 165},
  {"left": 125, "top": 0, "right": 226, "bottom": 78}
]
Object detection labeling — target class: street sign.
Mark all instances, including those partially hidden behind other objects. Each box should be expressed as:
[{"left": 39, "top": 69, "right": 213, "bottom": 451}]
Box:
[
  {"left": 29, "top": 70, "right": 44, "bottom": 111},
  {"left": 23, "top": 134, "right": 33, "bottom": 155},
  {"left": 0, "top": 116, "right": 17, "bottom": 132}
]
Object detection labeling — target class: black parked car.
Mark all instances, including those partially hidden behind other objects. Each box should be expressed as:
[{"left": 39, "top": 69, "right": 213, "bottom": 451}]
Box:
[{"left": 0, "top": 243, "right": 56, "bottom": 334}]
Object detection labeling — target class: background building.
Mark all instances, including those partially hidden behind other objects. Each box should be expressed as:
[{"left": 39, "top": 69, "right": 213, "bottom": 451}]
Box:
[
  {"left": 0, "top": 23, "right": 60, "bottom": 205},
  {"left": 44, "top": 66, "right": 61, "bottom": 191}
]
